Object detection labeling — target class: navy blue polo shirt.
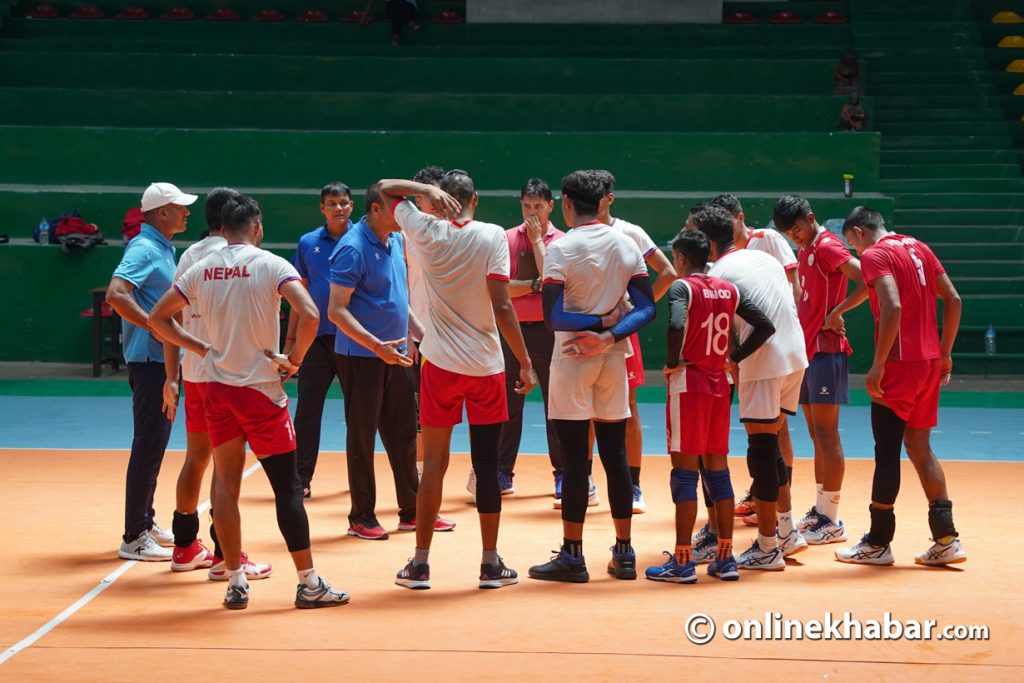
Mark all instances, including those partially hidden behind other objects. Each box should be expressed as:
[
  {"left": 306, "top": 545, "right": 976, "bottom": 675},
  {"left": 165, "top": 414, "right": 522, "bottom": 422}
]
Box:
[
  {"left": 293, "top": 223, "right": 347, "bottom": 336},
  {"left": 329, "top": 218, "right": 409, "bottom": 357},
  {"left": 112, "top": 224, "right": 177, "bottom": 362}
]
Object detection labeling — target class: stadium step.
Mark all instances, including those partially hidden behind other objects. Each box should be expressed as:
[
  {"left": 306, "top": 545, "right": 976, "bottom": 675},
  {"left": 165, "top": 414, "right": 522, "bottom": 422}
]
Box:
[
  {"left": 952, "top": 277, "right": 1024, "bottom": 296},
  {"left": 880, "top": 178, "right": 1024, "bottom": 192},
  {"left": 893, "top": 193, "right": 1024, "bottom": 209},
  {"left": 894, "top": 208, "right": 1024, "bottom": 225},
  {"left": 943, "top": 260, "right": 1024, "bottom": 278},
  {"left": 881, "top": 135, "right": 1013, "bottom": 150},
  {"left": 881, "top": 149, "right": 1019, "bottom": 164},
  {"left": 874, "top": 109, "right": 1004, "bottom": 124},
  {"left": 925, "top": 243, "right": 1024, "bottom": 261},
  {"left": 882, "top": 163, "right": 1022, "bottom": 179},
  {"left": 877, "top": 122, "right": 1010, "bottom": 135},
  {"left": 899, "top": 225, "right": 1024, "bottom": 242}
]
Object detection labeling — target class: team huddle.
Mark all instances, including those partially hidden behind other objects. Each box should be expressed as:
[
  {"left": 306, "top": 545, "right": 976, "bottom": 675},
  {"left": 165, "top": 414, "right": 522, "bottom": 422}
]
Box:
[{"left": 106, "top": 168, "right": 966, "bottom": 611}]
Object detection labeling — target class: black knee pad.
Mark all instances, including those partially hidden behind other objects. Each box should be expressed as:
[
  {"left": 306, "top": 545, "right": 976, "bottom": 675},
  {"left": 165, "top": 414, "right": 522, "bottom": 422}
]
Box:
[
  {"left": 867, "top": 504, "right": 896, "bottom": 547},
  {"left": 172, "top": 510, "right": 199, "bottom": 548},
  {"left": 260, "top": 451, "right": 311, "bottom": 552},
  {"left": 928, "top": 499, "right": 958, "bottom": 540},
  {"left": 776, "top": 450, "right": 788, "bottom": 487},
  {"left": 746, "top": 433, "right": 779, "bottom": 502},
  {"left": 870, "top": 403, "right": 905, "bottom": 506},
  {"left": 469, "top": 423, "right": 503, "bottom": 515}
]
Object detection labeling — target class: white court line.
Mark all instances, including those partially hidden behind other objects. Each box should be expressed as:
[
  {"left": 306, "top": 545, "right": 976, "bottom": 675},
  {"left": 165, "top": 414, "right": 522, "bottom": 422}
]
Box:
[{"left": 0, "top": 461, "right": 263, "bottom": 666}]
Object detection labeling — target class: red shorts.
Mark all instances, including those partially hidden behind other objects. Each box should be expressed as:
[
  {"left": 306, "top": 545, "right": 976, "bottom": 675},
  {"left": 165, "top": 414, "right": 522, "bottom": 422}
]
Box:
[
  {"left": 666, "top": 390, "right": 730, "bottom": 455},
  {"left": 204, "top": 382, "right": 296, "bottom": 455},
  {"left": 880, "top": 358, "right": 941, "bottom": 429},
  {"left": 183, "top": 380, "right": 208, "bottom": 433},
  {"left": 420, "top": 360, "right": 507, "bottom": 428},
  {"left": 626, "top": 333, "right": 645, "bottom": 389}
]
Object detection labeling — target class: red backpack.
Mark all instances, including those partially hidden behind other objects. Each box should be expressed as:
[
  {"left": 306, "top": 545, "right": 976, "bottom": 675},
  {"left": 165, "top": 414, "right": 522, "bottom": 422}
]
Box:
[{"left": 122, "top": 207, "right": 145, "bottom": 243}]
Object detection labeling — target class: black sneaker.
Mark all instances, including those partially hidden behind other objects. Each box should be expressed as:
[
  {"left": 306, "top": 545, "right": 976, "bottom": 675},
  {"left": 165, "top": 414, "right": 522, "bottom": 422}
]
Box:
[
  {"left": 223, "top": 583, "right": 249, "bottom": 610},
  {"left": 295, "top": 576, "right": 350, "bottom": 608},
  {"left": 479, "top": 556, "right": 519, "bottom": 589},
  {"left": 607, "top": 545, "right": 637, "bottom": 580},
  {"left": 528, "top": 548, "right": 589, "bottom": 583},
  {"left": 395, "top": 559, "right": 431, "bottom": 589}
]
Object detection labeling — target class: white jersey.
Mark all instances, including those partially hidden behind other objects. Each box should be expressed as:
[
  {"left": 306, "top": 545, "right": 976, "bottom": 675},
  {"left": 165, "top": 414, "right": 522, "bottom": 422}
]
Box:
[
  {"left": 175, "top": 243, "right": 301, "bottom": 403},
  {"left": 611, "top": 216, "right": 658, "bottom": 259},
  {"left": 708, "top": 248, "right": 807, "bottom": 382},
  {"left": 404, "top": 237, "right": 429, "bottom": 326},
  {"left": 544, "top": 221, "right": 647, "bottom": 360},
  {"left": 394, "top": 200, "right": 510, "bottom": 377},
  {"left": 173, "top": 235, "right": 226, "bottom": 383},
  {"left": 747, "top": 228, "right": 797, "bottom": 271}
]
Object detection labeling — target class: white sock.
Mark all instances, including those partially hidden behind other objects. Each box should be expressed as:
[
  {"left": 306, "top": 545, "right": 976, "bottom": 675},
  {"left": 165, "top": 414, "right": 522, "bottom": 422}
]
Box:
[
  {"left": 228, "top": 567, "right": 248, "bottom": 589},
  {"left": 815, "top": 487, "right": 827, "bottom": 513},
  {"left": 298, "top": 567, "right": 319, "bottom": 589},
  {"left": 758, "top": 532, "right": 778, "bottom": 551},
  {"left": 821, "top": 491, "right": 841, "bottom": 523},
  {"left": 777, "top": 511, "right": 794, "bottom": 538}
]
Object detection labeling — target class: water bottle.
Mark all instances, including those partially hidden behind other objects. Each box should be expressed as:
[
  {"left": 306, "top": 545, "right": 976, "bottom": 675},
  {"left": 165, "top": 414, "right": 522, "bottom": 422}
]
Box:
[
  {"left": 38, "top": 217, "right": 49, "bottom": 245},
  {"left": 984, "top": 324, "right": 997, "bottom": 356},
  {"left": 842, "top": 173, "right": 854, "bottom": 198}
]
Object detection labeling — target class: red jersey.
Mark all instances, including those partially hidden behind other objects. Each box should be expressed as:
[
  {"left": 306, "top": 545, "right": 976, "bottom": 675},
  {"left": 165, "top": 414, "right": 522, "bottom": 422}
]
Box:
[
  {"left": 668, "top": 273, "right": 739, "bottom": 397},
  {"left": 860, "top": 233, "right": 944, "bottom": 362},
  {"left": 797, "top": 229, "right": 854, "bottom": 360},
  {"left": 505, "top": 221, "right": 565, "bottom": 322}
]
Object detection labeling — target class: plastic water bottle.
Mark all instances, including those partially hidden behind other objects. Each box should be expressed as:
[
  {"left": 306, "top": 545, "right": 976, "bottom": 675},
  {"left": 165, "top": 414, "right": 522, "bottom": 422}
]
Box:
[
  {"left": 38, "top": 217, "right": 49, "bottom": 245},
  {"left": 984, "top": 324, "right": 997, "bottom": 356}
]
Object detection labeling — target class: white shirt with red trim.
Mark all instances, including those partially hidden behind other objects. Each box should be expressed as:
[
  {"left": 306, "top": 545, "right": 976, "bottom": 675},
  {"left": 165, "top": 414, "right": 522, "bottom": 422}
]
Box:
[
  {"left": 709, "top": 248, "right": 807, "bottom": 382},
  {"left": 612, "top": 217, "right": 658, "bottom": 259},
  {"left": 544, "top": 221, "right": 647, "bottom": 360},
  {"left": 173, "top": 235, "right": 226, "bottom": 383},
  {"left": 748, "top": 228, "right": 797, "bottom": 271},
  {"left": 175, "top": 243, "right": 301, "bottom": 400},
  {"left": 393, "top": 200, "right": 510, "bottom": 377}
]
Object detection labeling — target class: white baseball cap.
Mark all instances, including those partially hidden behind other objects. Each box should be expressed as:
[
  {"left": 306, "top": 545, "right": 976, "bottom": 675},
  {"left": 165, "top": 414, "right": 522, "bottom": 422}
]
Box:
[{"left": 140, "top": 182, "right": 198, "bottom": 212}]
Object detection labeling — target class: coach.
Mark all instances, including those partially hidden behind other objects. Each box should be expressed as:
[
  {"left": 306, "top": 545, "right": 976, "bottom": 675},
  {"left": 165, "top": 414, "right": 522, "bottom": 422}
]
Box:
[{"left": 328, "top": 186, "right": 419, "bottom": 541}]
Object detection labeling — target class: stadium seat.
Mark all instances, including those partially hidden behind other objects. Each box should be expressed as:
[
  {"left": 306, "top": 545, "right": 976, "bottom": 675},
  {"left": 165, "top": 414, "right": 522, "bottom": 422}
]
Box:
[
  {"left": 253, "top": 9, "right": 285, "bottom": 22},
  {"left": 70, "top": 6, "right": 104, "bottom": 19},
  {"left": 815, "top": 11, "right": 848, "bottom": 24},
  {"left": 723, "top": 12, "right": 757, "bottom": 24},
  {"left": 1012, "top": 83, "right": 1024, "bottom": 95},
  {"left": 770, "top": 11, "right": 803, "bottom": 25},
  {"left": 161, "top": 7, "right": 196, "bottom": 20},
  {"left": 992, "top": 11, "right": 1024, "bottom": 23},
  {"left": 432, "top": 10, "right": 464, "bottom": 24},
  {"left": 341, "top": 10, "right": 366, "bottom": 22},
  {"left": 295, "top": 9, "right": 329, "bottom": 22},
  {"left": 205, "top": 8, "right": 239, "bottom": 21},
  {"left": 1007, "top": 59, "right": 1024, "bottom": 72},
  {"left": 114, "top": 6, "right": 149, "bottom": 20},
  {"left": 999, "top": 35, "right": 1024, "bottom": 47},
  {"left": 24, "top": 4, "right": 59, "bottom": 18}
]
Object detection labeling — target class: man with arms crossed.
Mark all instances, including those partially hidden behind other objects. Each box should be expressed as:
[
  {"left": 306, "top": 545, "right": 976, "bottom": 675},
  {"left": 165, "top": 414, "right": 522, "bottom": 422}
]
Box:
[
  {"left": 836, "top": 207, "right": 965, "bottom": 566},
  {"left": 150, "top": 194, "right": 349, "bottom": 609}
]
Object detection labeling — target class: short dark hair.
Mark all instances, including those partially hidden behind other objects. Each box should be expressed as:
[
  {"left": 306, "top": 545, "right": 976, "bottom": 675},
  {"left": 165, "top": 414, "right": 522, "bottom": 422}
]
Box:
[
  {"left": 672, "top": 229, "right": 710, "bottom": 269},
  {"left": 440, "top": 169, "right": 475, "bottom": 206},
  {"left": 842, "top": 205, "right": 885, "bottom": 233},
  {"left": 205, "top": 186, "right": 241, "bottom": 231},
  {"left": 320, "top": 182, "right": 351, "bottom": 202},
  {"left": 520, "top": 177, "right": 552, "bottom": 202},
  {"left": 772, "top": 194, "right": 812, "bottom": 232},
  {"left": 593, "top": 169, "right": 615, "bottom": 195},
  {"left": 365, "top": 183, "right": 385, "bottom": 214},
  {"left": 688, "top": 202, "right": 706, "bottom": 216},
  {"left": 561, "top": 170, "right": 605, "bottom": 216},
  {"left": 413, "top": 165, "right": 445, "bottom": 186},
  {"left": 221, "top": 194, "right": 262, "bottom": 234},
  {"left": 709, "top": 193, "right": 743, "bottom": 218},
  {"left": 693, "top": 205, "right": 735, "bottom": 253}
]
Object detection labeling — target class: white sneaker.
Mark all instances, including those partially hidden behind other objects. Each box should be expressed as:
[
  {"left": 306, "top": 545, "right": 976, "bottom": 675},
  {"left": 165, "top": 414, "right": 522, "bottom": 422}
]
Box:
[
  {"left": 797, "top": 505, "right": 821, "bottom": 532},
  {"left": 690, "top": 524, "right": 718, "bottom": 564},
  {"left": 915, "top": 538, "right": 966, "bottom": 566},
  {"left": 778, "top": 528, "right": 809, "bottom": 558},
  {"left": 466, "top": 469, "right": 477, "bottom": 499},
  {"left": 631, "top": 484, "right": 647, "bottom": 514},
  {"left": 119, "top": 532, "right": 172, "bottom": 561},
  {"left": 835, "top": 535, "right": 895, "bottom": 566},
  {"left": 588, "top": 475, "right": 600, "bottom": 507},
  {"left": 295, "top": 576, "right": 350, "bottom": 609},
  {"left": 737, "top": 540, "right": 785, "bottom": 571},
  {"left": 208, "top": 552, "right": 274, "bottom": 581},
  {"left": 804, "top": 515, "right": 848, "bottom": 545},
  {"left": 147, "top": 521, "right": 175, "bottom": 547}
]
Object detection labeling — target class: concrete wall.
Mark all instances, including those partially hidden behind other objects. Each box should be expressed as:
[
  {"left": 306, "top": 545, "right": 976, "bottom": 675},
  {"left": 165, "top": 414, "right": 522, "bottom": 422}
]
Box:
[{"left": 468, "top": 0, "right": 722, "bottom": 24}]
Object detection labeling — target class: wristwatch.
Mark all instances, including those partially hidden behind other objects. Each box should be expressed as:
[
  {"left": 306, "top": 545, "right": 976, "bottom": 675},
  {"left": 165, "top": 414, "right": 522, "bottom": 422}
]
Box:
[{"left": 531, "top": 278, "right": 541, "bottom": 293}]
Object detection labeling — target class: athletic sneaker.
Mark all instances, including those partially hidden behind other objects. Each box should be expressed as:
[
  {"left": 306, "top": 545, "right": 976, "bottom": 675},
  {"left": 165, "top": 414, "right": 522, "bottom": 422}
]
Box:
[
  {"left": 707, "top": 555, "right": 740, "bottom": 581},
  {"left": 554, "top": 473, "right": 563, "bottom": 500},
  {"left": 835, "top": 534, "right": 895, "bottom": 566},
  {"left": 397, "top": 516, "right": 456, "bottom": 532},
  {"left": 171, "top": 539, "right": 216, "bottom": 572},
  {"left": 644, "top": 552, "right": 697, "bottom": 584},
  {"left": 915, "top": 538, "right": 966, "bottom": 566},
  {"left": 552, "top": 476, "right": 601, "bottom": 510},
  {"left": 147, "top": 521, "right": 175, "bottom": 547},
  {"left": 588, "top": 475, "right": 600, "bottom": 507},
  {"left": 295, "top": 576, "right": 350, "bottom": 608},
  {"left": 607, "top": 545, "right": 637, "bottom": 580},
  {"left": 498, "top": 471, "right": 515, "bottom": 495},
  {"left": 118, "top": 531, "right": 172, "bottom": 561},
  {"left": 778, "top": 528, "right": 809, "bottom": 558},
  {"left": 223, "top": 583, "right": 249, "bottom": 610},
  {"left": 528, "top": 548, "right": 589, "bottom": 583},
  {"left": 734, "top": 490, "right": 756, "bottom": 517},
  {"left": 737, "top": 540, "right": 785, "bottom": 571},
  {"left": 691, "top": 524, "right": 719, "bottom": 564},
  {"left": 631, "top": 485, "right": 647, "bottom": 514},
  {"left": 348, "top": 516, "right": 389, "bottom": 541},
  {"left": 797, "top": 505, "right": 822, "bottom": 532},
  {"left": 741, "top": 513, "right": 760, "bottom": 527},
  {"left": 466, "top": 469, "right": 477, "bottom": 498},
  {"left": 208, "top": 552, "right": 274, "bottom": 581},
  {"left": 479, "top": 557, "right": 519, "bottom": 589},
  {"left": 395, "top": 559, "right": 431, "bottom": 589},
  {"left": 804, "top": 515, "right": 848, "bottom": 545}
]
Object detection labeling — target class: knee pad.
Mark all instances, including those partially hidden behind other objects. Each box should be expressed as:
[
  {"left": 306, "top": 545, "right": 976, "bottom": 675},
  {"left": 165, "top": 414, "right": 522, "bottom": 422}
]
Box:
[
  {"left": 747, "top": 433, "right": 779, "bottom": 502},
  {"left": 669, "top": 468, "right": 699, "bottom": 504},
  {"left": 776, "top": 451, "right": 788, "bottom": 487},
  {"left": 699, "top": 460, "right": 715, "bottom": 508},
  {"left": 786, "top": 466, "right": 794, "bottom": 486},
  {"left": 928, "top": 499, "right": 958, "bottom": 540},
  {"left": 703, "top": 467, "right": 734, "bottom": 503},
  {"left": 260, "top": 451, "right": 311, "bottom": 552}
]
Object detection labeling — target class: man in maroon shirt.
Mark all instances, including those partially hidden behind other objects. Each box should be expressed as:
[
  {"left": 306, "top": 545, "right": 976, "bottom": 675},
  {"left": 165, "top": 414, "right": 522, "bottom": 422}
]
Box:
[{"left": 836, "top": 206, "right": 965, "bottom": 567}]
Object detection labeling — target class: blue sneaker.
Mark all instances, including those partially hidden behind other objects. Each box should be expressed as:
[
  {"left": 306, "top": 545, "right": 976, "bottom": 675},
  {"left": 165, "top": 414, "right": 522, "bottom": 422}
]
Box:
[
  {"left": 691, "top": 523, "right": 718, "bottom": 564},
  {"left": 554, "top": 473, "right": 563, "bottom": 500},
  {"left": 498, "top": 471, "right": 514, "bottom": 495},
  {"left": 707, "top": 555, "right": 740, "bottom": 581},
  {"left": 631, "top": 484, "right": 647, "bottom": 514},
  {"left": 607, "top": 545, "right": 637, "bottom": 580},
  {"left": 644, "top": 552, "right": 697, "bottom": 584}
]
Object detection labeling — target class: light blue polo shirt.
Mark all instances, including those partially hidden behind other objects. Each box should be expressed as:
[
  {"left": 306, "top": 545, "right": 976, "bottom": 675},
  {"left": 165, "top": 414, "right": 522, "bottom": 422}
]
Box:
[
  {"left": 112, "top": 224, "right": 177, "bottom": 363},
  {"left": 329, "top": 218, "right": 409, "bottom": 358},
  {"left": 293, "top": 223, "right": 347, "bottom": 336}
]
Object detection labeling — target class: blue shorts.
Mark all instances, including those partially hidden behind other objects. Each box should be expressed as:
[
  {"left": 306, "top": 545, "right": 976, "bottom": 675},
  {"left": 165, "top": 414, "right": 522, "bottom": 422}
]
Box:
[{"left": 799, "top": 352, "right": 850, "bottom": 405}]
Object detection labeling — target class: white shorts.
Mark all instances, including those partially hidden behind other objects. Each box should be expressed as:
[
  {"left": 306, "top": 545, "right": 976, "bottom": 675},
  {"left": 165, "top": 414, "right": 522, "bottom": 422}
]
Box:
[
  {"left": 549, "top": 353, "right": 630, "bottom": 421},
  {"left": 738, "top": 370, "right": 804, "bottom": 423}
]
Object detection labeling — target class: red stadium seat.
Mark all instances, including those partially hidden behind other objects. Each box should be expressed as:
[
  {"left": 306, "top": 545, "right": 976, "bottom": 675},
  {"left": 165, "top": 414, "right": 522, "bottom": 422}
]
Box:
[
  {"left": 295, "top": 9, "right": 329, "bottom": 22},
  {"left": 341, "top": 10, "right": 366, "bottom": 22},
  {"left": 161, "top": 7, "right": 196, "bottom": 20},
  {"left": 70, "top": 6, "right": 104, "bottom": 19},
  {"left": 815, "top": 11, "right": 848, "bottom": 24},
  {"left": 253, "top": 9, "right": 285, "bottom": 22},
  {"left": 115, "top": 6, "right": 149, "bottom": 20},
  {"left": 432, "top": 10, "right": 464, "bottom": 24},
  {"left": 24, "top": 5, "right": 60, "bottom": 18},
  {"left": 205, "top": 8, "right": 239, "bottom": 21},
  {"left": 769, "top": 11, "right": 803, "bottom": 24},
  {"left": 723, "top": 12, "right": 757, "bottom": 25}
]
